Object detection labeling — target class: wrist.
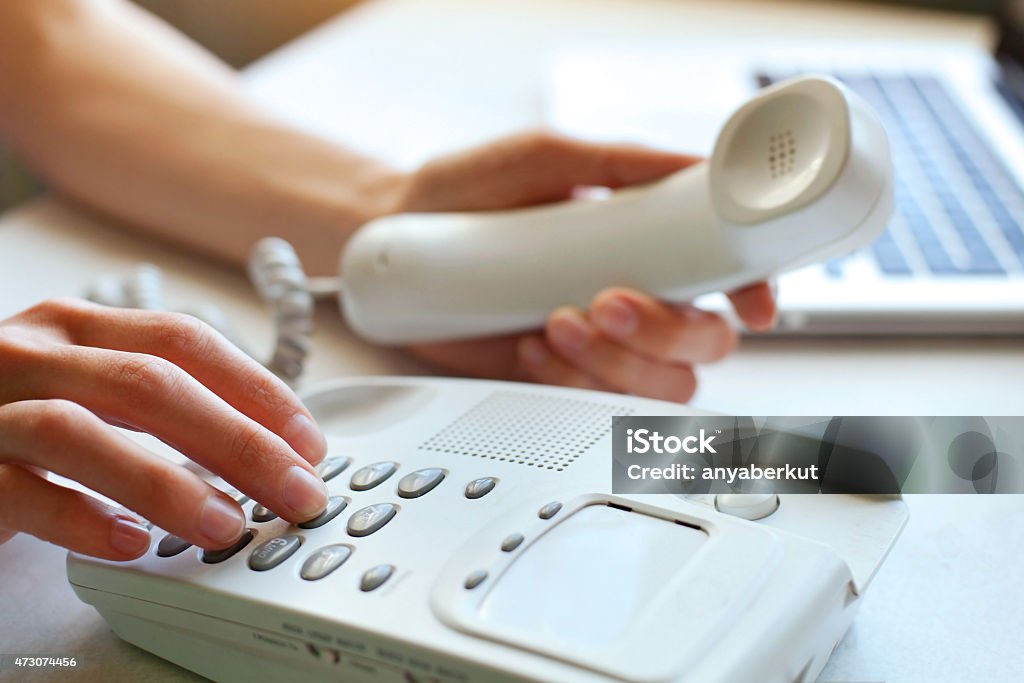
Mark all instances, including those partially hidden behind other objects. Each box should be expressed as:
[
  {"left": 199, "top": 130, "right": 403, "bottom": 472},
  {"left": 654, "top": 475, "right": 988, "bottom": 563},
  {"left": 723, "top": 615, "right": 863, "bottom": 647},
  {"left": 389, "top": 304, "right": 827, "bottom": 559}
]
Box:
[{"left": 266, "top": 152, "right": 412, "bottom": 276}]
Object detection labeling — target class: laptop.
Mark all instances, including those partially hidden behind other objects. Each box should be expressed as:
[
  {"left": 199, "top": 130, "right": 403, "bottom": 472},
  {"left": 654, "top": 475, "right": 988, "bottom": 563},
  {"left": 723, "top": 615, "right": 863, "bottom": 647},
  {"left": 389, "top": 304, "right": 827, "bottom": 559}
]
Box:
[{"left": 545, "top": 1, "right": 1024, "bottom": 334}]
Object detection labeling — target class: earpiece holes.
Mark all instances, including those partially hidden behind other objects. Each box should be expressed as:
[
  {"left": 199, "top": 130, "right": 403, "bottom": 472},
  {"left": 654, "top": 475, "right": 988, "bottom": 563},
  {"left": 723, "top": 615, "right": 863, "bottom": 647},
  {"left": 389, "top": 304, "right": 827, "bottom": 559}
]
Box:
[{"left": 768, "top": 130, "right": 798, "bottom": 178}]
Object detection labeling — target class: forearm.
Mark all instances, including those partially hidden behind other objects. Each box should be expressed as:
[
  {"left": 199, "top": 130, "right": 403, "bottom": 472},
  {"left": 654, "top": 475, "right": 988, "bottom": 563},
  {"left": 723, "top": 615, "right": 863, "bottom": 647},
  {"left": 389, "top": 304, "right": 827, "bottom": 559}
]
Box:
[{"left": 0, "top": 0, "right": 402, "bottom": 275}]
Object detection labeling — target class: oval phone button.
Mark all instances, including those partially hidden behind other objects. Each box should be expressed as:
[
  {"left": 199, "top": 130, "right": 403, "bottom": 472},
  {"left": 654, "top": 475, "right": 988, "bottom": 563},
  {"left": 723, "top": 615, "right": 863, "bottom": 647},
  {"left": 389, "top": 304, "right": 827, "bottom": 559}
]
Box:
[
  {"left": 714, "top": 493, "right": 779, "bottom": 521},
  {"left": 397, "top": 468, "right": 446, "bottom": 498},
  {"left": 300, "top": 544, "right": 353, "bottom": 581},
  {"left": 298, "top": 496, "right": 349, "bottom": 530},
  {"left": 201, "top": 529, "right": 255, "bottom": 564},
  {"left": 347, "top": 503, "right": 397, "bottom": 537},
  {"left": 360, "top": 564, "right": 394, "bottom": 592},
  {"left": 464, "top": 477, "right": 497, "bottom": 499},
  {"left": 349, "top": 462, "right": 398, "bottom": 491},
  {"left": 248, "top": 534, "right": 302, "bottom": 571}
]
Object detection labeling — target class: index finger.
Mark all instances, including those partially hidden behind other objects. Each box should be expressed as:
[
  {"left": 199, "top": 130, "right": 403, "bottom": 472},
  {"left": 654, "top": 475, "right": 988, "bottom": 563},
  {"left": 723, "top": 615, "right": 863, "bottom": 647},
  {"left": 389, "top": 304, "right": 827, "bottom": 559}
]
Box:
[
  {"left": 53, "top": 300, "right": 327, "bottom": 464},
  {"left": 35, "top": 346, "right": 328, "bottom": 524}
]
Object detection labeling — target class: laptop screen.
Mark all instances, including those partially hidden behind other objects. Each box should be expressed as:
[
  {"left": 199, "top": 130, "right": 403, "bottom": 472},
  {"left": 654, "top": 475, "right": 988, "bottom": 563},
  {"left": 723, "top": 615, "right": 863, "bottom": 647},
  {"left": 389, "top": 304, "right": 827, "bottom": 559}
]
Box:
[
  {"left": 844, "top": 2, "right": 1019, "bottom": 60},
  {"left": 890, "top": 1, "right": 1022, "bottom": 62},
  {"left": 876, "top": 2, "right": 1024, "bottom": 96},
  {"left": 877, "top": 1, "right": 998, "bottom": 13}
]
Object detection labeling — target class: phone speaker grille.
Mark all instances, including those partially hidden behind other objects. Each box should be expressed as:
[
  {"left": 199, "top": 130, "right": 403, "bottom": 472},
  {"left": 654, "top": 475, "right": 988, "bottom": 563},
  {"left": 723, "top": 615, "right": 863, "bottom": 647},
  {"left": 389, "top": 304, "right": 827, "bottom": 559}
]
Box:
[{"left": 418, "top": 391, "right": 633, "bottom": 471}]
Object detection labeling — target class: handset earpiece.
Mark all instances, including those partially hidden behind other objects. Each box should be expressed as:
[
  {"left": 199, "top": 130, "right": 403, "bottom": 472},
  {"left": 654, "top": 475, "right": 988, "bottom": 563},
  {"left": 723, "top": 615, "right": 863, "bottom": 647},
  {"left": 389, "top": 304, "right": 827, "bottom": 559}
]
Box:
[
  {"left": 710, "top": 77, "right": 853, "bottom": 225},
  {"left": 338, "top": 75, "right": 893, "bottom": 344},
  {"left": 709, "top": 76, "right": 893, "bottom": 268}
]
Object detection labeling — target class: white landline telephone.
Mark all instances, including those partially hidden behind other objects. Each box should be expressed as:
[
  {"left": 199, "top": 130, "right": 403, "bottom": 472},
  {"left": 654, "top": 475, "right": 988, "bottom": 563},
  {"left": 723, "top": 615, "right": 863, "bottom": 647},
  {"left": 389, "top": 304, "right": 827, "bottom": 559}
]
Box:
[
  {"left": 67, "top": 376, "right": 908, "bottom": 683},
  {"left": 70, "top": 76, "right": 905, "bottom": 682}
]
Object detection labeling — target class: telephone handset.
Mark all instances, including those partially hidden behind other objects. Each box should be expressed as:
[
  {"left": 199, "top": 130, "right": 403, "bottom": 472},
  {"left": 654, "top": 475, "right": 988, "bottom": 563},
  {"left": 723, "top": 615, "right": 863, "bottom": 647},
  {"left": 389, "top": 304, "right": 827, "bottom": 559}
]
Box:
[{"left": 87, "top": 75, "right": 893, "bottom": 380}]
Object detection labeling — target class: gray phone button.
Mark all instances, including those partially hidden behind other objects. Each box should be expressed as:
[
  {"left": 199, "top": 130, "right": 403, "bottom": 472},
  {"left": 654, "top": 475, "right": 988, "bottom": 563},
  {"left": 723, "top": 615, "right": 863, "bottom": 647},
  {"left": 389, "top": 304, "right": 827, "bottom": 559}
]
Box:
[
  {"left": 251, "top": 504, "right": 278, "bottom": 523},
  {"left": 248, "top": 534, "right": 302, "bottom": 572},
  {"left": 300, "top": 544, "right": 353, "bottom": 581},
  {"left": 347, "top": 503, "right": 397, "bottom": 537},
  {"left": 316, "top": 457, "right": 352, "bottom": 483},
  {"left": 501, "top": 533, "right": 524, "bottom": 552},
  {"left": 298, "top": 496, "right": 349, "bottom": 530},
  {"left": 359, "top": 564, "right": 394, "bottom": 592},
  {"left": 464, "top": 570, "right": 488, "bottom": 589},
  {"left": 201, "top": 529, "right": 255, "bottom": 564},
  {"left": 397, "top": 468, "right": 446, "bottom": 498},
  {"left": 538, "top": 501, "right": 563, "bottom": 519},
  {"left": 156, "top": 533, "right": 192, "bottom": 557},
  {"left": 349, "top": 461, "right": 398, "bottom": 491},
  {"left": 464, "top": 477, "right": 496, "bottom": 499}
]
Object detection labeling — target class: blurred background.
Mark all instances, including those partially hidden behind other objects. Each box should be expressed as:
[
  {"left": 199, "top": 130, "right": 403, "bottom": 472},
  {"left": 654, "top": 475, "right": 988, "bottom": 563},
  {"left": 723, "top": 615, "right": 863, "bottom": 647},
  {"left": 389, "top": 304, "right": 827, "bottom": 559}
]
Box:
[
  {"left": 134, "top": 0, "right": 997, "bottom": 68},
  {"left": 134, "top": 0, "right": 363, "bottom": 67}
]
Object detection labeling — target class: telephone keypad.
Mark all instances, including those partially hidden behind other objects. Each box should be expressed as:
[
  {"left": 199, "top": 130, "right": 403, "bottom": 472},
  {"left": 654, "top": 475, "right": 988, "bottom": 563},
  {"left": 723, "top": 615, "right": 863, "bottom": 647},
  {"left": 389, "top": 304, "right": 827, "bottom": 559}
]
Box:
[{"left": 154, "top": 455, "right": 499, "bottom": 596}]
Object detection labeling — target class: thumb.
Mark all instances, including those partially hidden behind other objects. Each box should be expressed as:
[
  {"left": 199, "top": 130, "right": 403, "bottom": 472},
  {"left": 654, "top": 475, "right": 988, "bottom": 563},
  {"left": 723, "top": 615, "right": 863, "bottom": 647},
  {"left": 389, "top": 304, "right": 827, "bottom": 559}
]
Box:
[{"left": 403, "top": 131, "right": 701, "bottom": 212}]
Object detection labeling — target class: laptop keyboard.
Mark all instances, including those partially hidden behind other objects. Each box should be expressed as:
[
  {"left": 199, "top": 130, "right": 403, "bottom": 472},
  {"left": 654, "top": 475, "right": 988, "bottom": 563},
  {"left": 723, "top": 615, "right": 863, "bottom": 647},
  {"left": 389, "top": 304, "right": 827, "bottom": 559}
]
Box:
[{"left": 761, "top": 72, "right": 1024, "bottom": 278}]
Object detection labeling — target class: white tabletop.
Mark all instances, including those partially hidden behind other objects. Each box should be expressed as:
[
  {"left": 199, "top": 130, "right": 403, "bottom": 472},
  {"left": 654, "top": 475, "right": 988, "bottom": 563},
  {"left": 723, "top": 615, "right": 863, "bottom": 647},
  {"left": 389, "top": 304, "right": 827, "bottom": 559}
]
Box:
[{"left": 1, "top": 0, "right": 1022, "bottom": 681}]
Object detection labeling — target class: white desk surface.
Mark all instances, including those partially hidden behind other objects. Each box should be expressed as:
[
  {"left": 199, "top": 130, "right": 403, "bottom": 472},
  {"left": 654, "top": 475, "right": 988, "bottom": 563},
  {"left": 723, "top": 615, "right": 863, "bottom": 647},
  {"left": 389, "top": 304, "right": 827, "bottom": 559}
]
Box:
[{"left": 1, "top": 0, "right": 1022, "bottom": 681}]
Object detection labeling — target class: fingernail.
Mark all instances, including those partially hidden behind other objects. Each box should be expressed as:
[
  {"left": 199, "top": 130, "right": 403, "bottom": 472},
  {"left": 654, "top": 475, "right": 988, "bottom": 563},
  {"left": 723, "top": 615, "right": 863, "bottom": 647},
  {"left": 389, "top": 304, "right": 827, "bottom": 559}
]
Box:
[
  {"left": 199, "top": 496, "right": 245, "bottom": 544},
  {"left": 282, "top": 466, "right": 328, "bottom": 519},
  {"left": 593, "top": 297, "right": 638, "bottom": 338},
  {"left": 282, "top": 413, "right": 328, "bottom": 465},
  {"left": 110, "top": 517, "right": 151, "bottom": 556},
  {"left": 550, "top": 310, "right": 592, "bottom": 353},
  {"left": 519, "top": 337, "right": 549, "bottom": 366}
]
